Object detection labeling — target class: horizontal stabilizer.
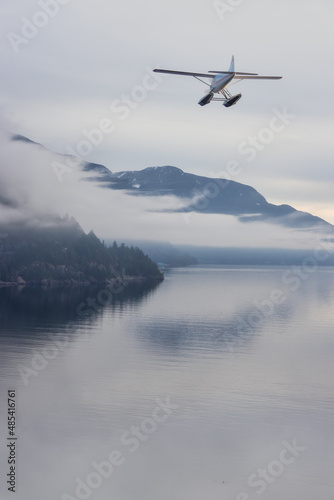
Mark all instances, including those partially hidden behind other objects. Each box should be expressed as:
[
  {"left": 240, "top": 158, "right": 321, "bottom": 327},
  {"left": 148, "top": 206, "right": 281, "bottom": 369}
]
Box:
[{"left": 234, "top": 75, "right": 282, "bottom": 80}]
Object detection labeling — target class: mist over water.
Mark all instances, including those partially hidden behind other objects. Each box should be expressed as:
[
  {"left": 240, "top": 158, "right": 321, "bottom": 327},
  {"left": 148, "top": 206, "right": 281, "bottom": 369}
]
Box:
[
  {"left": 0, "top": 266, "right": 333, "bottom": 499},
  {"left": 0, "top": 129, "right": 329, "bottom": 249}
]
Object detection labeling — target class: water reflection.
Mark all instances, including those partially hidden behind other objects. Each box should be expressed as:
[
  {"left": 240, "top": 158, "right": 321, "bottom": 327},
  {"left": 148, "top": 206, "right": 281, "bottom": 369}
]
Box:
[
  {"left": 0, "top": 267, "right": 333, "bottom": 500},
  {"left": 133, "top": 266, "right": 329, "bottom": 355},
  {"left": 0, "top": 281, "right": 161, "bottom": 337}
]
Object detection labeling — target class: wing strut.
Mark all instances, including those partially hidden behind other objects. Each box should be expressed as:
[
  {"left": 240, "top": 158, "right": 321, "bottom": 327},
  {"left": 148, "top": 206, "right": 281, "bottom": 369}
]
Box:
[{"left": 193, "top": 76, "right": 211, "bottom": 87}]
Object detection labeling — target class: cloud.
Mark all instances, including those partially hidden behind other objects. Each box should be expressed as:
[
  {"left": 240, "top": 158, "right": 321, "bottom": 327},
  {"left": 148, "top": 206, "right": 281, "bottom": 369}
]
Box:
[
  {"left": 0, "top": 0, "right": 333, "bottom": 239},
  {"left": 0, "top": 130, "right": 330, "bottom": 250}
]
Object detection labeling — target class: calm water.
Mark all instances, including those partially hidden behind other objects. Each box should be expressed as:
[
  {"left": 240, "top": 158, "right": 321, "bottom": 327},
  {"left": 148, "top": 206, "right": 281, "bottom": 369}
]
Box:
[{"left": 0, "top": 266, "right": 333, "bottom": 500}]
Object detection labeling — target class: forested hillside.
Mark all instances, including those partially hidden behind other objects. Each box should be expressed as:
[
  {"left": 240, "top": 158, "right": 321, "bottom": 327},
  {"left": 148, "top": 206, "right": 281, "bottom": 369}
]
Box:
[{"left": 0, "top": 216, "right": 163, "bottom": 285}]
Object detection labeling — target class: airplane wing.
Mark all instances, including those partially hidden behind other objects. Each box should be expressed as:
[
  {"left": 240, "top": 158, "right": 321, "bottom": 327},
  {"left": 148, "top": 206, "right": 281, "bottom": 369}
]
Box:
[
  {"left": 153, "top": 69, "right": 215, "bottom": 78},
  {"left": 234, "top": 75, "right": 282, "bottom": 80},
  {"left": 153, "top": 69, "right": 282, "bottom": 79}
]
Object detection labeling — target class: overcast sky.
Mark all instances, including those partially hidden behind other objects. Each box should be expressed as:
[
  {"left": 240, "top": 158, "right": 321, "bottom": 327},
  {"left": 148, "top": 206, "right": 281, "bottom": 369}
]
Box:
[{"left": 1, "top": 0, "right": 333, "bottom": 246}]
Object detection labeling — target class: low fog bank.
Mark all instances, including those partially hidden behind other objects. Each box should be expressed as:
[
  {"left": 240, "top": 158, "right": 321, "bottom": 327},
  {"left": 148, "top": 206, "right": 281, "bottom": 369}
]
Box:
[
  {"left": 0, "top": 129, "right": 332, "bottom": 251},
  {"left": 118, "top": 239, "right": 334, "bottom": 267}
]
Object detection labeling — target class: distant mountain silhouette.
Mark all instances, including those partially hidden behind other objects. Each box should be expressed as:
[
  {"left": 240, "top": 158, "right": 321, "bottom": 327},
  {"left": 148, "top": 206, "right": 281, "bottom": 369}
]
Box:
[
  {"left": 10, "top": 134, "right": 332, "bottom": 231},
  {"left": 85, "top": 163, "right": 332, "bottom": 230}
]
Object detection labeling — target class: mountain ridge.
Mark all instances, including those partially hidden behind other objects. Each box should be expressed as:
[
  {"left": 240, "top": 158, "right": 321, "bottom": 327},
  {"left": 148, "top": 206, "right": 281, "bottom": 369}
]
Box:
[
  {"left": 85, "top": 162, "right": 332, "bottom": 230},
  {"left": 10, "top": 133, "right": 333, "bottom": 232}
]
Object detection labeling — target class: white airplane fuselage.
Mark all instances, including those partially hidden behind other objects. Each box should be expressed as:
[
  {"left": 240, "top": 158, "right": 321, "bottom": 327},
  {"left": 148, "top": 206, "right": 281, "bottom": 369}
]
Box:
[{"left": 210, "top": 72, "right": 235, "bottom": 93}]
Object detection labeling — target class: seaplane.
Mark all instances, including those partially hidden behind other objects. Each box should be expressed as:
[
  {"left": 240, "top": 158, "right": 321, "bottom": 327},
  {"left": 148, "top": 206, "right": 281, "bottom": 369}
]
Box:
[{"left": 153, "top": 56, "right": 282, "bottom": 107}]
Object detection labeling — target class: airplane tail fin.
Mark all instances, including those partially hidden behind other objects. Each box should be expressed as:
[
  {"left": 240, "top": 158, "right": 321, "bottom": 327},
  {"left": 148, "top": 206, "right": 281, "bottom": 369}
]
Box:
[{"left": 228, "top": 55, "right": 235, "bottom": 73}]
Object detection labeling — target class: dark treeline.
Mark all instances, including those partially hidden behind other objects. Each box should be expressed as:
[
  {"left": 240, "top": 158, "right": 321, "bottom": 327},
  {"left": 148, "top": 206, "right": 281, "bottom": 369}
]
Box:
[{"left": 0, "top": 217, "right": 163, "bottom": 284}]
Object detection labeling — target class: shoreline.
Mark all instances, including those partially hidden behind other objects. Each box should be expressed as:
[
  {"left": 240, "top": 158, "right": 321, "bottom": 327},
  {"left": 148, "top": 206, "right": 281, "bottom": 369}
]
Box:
[{"left": 0, "top": 275, "right": 164, "bottom": 288}]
